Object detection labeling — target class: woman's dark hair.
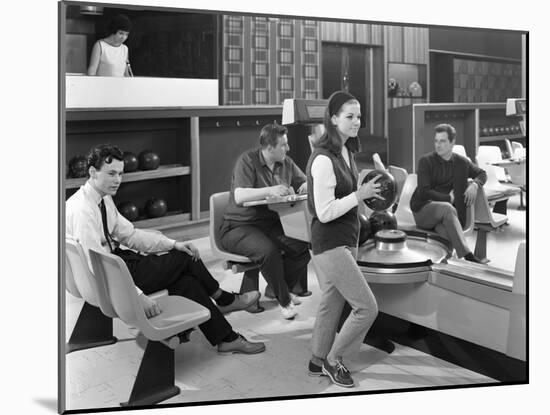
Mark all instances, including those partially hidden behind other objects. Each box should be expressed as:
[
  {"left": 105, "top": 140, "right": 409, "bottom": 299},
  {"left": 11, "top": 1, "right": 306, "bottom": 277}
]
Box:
[
  {"left": 259, "top": 122, "right": 288, "bottom": 148},
  {"left": 315, "top": 91, "right": 361, "bottom": 154},
  {"left": 107, "top": 14, "right": 132, "bottom": 35},
  {"left": 86, "top": 144, "right": 124, "bottom": 176},
  {"left": 434, "top": 123, "right": 457, "bottom": 142}
]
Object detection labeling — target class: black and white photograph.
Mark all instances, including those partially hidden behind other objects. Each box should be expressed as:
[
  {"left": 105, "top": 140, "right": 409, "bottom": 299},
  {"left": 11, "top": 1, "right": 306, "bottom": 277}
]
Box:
[{"left": 4, "top": 0, "right": 546, "bottom": 414}]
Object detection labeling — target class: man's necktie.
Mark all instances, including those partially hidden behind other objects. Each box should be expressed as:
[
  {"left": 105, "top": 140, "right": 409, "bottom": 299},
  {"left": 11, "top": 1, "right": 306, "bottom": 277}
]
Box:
[{"left": 99, "top": 199, "right": 114, "bottom": 252}]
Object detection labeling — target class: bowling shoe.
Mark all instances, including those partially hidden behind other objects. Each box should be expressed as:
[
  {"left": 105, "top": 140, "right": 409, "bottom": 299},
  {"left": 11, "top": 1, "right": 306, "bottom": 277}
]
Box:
[
  {"left": 322, "top": 359, "right": 355, "bottom": 388},
  {"left": 218, "top": 334, "right": 266, "bottom": 355},
  {"left": 217, "top": 291, "right": 261, "bottom": 314},
  {"left": 308, "top": 360, "right": 325, "bottom": 377},
  {"left": 280, "top": 303, "right": 297, "bottom": 319}
]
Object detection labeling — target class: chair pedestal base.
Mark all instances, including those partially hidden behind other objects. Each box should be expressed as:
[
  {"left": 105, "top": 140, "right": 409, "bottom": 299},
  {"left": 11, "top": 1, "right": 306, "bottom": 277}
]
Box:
[
  {"left": 67, "top": 302, "right": 117, "bottom": 353},
  {"left": 517, "top": 190, "right": 526, "bottom": 210},
  {"left": 121, "top": 386, "right": 180, "bottom": 408},
  {"left": 474, "top": 226, "right": 492, "bottom": 264},
  {"left": 121, "top": 340, "right": 179, "bottom": 407}
]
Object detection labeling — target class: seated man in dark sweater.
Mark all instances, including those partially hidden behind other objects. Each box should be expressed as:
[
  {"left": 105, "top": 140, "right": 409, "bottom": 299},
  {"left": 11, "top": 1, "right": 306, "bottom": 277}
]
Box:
[{"left": 409, "top": 123, "right": 487, "bottom": 263}]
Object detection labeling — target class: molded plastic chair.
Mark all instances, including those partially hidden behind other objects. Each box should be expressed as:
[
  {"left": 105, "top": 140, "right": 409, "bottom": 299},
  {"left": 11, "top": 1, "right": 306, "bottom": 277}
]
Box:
[
  {"left": 477, "top": 145, "right": 508, "bottom": 182},
  {"left": 511, "top": 141, "right": 524, "bottom": 158},
  {"left": 65, "top": 238, "right": 170, "bottom": 353},
  {"left": 476, "top": 150, "right": 521, "bottom": 205},
  {"left": 452, "top": 144, "right": 472, "bottom": 162},
  {"left": 394, "top": 174, "right": 475, "bottom": 235},
  {"left": 209, "top": 192, "right": 262, "bottom": 298},
  {"left": 514, "top": 147, "right": 526, "bottom": 159},
  {"left": 89, "top": 247, "right": 211, "bottom": 407},
  {"left": 472, "top": 185, "right": 509, "bottom": 263},
  {"left": 65, "top": 238, "right": 117, "bottom": 353},
  {"left": 388, "top": 165, "right": 408, "bottom": 207},
  {"left": 393, "top": 174, "right": 418, "bottom": 230}
]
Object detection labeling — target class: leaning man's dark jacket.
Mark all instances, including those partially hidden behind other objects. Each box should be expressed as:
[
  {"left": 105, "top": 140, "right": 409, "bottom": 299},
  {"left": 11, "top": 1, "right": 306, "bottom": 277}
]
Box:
[{"left": 410, "top": 151, "right": 487, "bottom": 227}]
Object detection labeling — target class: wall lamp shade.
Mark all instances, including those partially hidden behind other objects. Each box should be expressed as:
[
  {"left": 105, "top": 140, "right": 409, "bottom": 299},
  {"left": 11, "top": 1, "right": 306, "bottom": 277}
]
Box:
[{"left": 80, "top": 5, "right": 104, "bottom": 15}]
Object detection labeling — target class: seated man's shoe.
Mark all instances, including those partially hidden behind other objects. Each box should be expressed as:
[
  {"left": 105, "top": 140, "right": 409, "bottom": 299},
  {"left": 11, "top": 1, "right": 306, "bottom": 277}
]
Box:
[
  {"left": 308, "top": 360, "right": 325, "bottom": 377},
  {"left": 322, "top": 359, "right": 355, "bottom": 388},
  {"left": 218, "top": 334, "right": 266, "bottom": 355},
  {"left": 293, "top": 290, "right": 312, "bottom": 297},
  {"left": 218, "top": 291, "right": 261, "bottom": 314},
  {"left": 245, "top": 303, "right": 265, "bottom": 314},
  {"left": 280, "top": 303, "right": 297, "bottom": 320}
]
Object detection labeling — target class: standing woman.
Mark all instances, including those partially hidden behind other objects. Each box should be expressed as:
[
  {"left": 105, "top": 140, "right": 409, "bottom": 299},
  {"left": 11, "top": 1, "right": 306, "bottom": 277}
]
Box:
[
  {"left": 87, "top": 14, "right": 133, "bottom": 77},
  {"left": 306, "top": 91, "right": 383, "bottom": 388}
]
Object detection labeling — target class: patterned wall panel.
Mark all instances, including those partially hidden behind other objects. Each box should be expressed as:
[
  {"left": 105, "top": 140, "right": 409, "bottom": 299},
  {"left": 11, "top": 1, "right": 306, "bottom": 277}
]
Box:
[
  {"left": 301, "top": 20, "right": 320, "bottom": 100},
  {"left": 453, "top": 58, "right": 521, "bottom": 103},
  {"left": 222, "top": 16, "right": 321, "bottom": 105},
  {"left": 277, "top": 19, "right": 295, "bottom": 104},
  {"left": 252, "top": 17, "right": 270, "bottom": 104},
  {"left": 223, "top": 15, "right": 245, "bottom": 104}
]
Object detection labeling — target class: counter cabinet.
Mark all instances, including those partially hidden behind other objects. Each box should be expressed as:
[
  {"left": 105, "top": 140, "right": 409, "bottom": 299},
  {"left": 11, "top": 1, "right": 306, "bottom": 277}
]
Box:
[
  {"left": 388, "top": 102, "right": 526, "bottom": 173},
  {"left": 64, "top": 106, "right": 283, "bottom": 238}
]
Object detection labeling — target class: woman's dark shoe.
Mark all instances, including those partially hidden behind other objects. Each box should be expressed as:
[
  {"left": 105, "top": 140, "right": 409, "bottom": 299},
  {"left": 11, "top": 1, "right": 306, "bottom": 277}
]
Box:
[
  {"left": 308, "top": 360, "right": 325, "bottom": 377},
  {"left": 322, "top": 360, "right": 355, "bottom": 388}
]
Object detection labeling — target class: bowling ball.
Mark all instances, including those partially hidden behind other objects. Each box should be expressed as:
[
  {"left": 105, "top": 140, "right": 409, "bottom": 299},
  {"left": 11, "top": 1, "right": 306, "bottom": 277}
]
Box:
[
  {"left": 488, "top": 127, "right": 494, "bottom": 135},
  {"left": 145, "top": 197, "right": 167, "bottom": 218},
  {"left": 480, "top": 127, "right": 488, "bottom": 136},
  {"left": 123, "top": 151, "right": 139, "bottom": 172},
  {"left": 138, "top": 150, "right": 160, "bottom": 170},
  {"left": 68, "top": 154, "right": 88, "bottom": 178},
  {"left": 369, "top": 211, "right": 398, "bottom": 235},
  {"left": 117, "top": 201, "right": 139, "bottom": 221},
  {"left": 361, "top": 169, "right": 397, "bottom": 212},
  {"left": 358, "top": 213, "right": 372, "bottom": 246}
]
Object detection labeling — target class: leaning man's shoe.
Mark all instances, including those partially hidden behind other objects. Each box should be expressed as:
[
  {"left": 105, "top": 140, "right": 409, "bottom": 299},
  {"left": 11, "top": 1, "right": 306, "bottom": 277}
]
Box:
[
  {"left": 293, "top": 290, "right": 312, "bottom": 297},
  {"left": 464, "top": 252, "right": 486, "bottom": 264},
  {"left": 218, "top": 334, "right": 266, "bottom": 355},
  {"left": 218, "top": 291, "right": 261, "bottom": 314}
]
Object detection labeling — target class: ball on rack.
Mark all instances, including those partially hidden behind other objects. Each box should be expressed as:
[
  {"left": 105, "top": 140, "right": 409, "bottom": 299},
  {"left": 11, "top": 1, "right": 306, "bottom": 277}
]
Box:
[
  {"left": 138, "top": 150, "right": 161, "bottom": 170},
  {"left": 123, "top": 151, "right": 139, "bottom": 173},
  {"left": 145, "top": 198, "right": 168, "bottom": 218},
  {"left": 117, "top": 201, "right": 139, "bottom": 221},
  {"left": 68, "top": 154, "right": 88, "bottom": 178}
]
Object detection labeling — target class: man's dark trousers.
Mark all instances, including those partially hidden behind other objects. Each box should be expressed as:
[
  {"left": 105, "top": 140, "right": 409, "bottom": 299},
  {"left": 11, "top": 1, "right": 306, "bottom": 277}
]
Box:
[
  {"left": 219, "top": 219, "right": 310, "bottom": 307},
  {"left": 115, "top": 248, "right": 232, "bottom": 346}
]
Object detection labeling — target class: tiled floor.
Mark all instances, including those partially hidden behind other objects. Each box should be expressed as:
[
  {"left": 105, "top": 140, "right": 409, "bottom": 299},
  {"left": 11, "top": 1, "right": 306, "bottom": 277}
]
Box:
[{"left": 64, "top": 194, "right": 525, "bottom": 411}]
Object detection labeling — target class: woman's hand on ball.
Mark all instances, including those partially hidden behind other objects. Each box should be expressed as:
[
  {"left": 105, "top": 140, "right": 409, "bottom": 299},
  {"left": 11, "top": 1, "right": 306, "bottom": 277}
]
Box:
[{"left": 356, "top": 174, "right": 385, "bottom": 201}]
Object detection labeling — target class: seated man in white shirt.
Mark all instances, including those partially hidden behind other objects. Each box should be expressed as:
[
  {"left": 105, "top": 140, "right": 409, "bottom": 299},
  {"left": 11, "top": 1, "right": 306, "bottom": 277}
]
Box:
[{"left": 66, "top": 144, "right": 265, "bottom": 355}]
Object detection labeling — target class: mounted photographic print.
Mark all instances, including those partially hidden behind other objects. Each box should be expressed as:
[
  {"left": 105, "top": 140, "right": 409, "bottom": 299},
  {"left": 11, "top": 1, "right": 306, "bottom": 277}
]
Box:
[{"left": 58, "top": 0, "right": 528, "bottom": 413}]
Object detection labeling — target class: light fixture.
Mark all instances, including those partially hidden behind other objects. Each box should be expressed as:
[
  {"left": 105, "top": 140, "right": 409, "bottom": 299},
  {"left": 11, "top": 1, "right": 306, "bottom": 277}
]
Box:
[{"left": 80, "top": 5, "right": 104, "bottom": 15}]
